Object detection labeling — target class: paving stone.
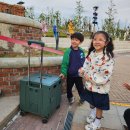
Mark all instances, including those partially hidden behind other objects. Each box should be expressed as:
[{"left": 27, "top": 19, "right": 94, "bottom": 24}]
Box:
[{"left": 102, "top": 111, "right": 122, "bottom": 130}]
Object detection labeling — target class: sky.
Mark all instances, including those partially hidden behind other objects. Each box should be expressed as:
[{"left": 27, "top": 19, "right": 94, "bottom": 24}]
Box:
[{"left": 1, "top": 0, "right": 130, "bottom": 28}]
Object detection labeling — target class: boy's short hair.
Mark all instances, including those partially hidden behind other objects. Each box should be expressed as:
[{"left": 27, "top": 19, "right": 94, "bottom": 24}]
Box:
[{"left": 71, "top": 32, "right": 84, "bottom": 42}]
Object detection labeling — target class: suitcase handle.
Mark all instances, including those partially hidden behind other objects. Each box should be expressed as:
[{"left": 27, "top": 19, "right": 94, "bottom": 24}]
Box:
[
  {"left": 27, "top": 40, "right": 45, "bottom": 88},
  {"left": 28, "top": 40, "right": 44, "bottom": 47}
]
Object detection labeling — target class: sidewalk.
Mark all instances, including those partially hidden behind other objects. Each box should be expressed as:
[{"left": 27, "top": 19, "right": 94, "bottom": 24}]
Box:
[
  {"left": 0, "top": 95, "right": 70, "bottom": 130},
  {"left": 0, "top": 52, "right": 130, "bottom": 130},
  {"left": 0, "top": 92, "right": 129, "bottom": 130},
  {"left": 71, "top": 101, "right": 129, "bottom": 130}
]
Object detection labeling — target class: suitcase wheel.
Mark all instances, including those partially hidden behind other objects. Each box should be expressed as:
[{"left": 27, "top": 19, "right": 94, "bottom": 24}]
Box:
[
  {"left": 42, "top": 117, "right": 48, "bottom": 123},
  {"left": 20, "top": 111, "right": 26, "bottom": 116},
  {"left": 56, "top": 105, "right": 60, "bottom": 109}
]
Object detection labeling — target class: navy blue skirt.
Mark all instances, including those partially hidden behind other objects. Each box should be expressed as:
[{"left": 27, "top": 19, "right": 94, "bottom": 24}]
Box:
[{"left": 80, "top": 89, "right": 110, "bottom": 110}]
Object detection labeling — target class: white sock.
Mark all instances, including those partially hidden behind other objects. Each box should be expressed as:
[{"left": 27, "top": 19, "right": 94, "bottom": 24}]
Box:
[
  {"left": 90, "top": 108, "right": 96, "bottom": 117},
  {"left": 93, "top": 118, "right": 101, "bottom": 126}
]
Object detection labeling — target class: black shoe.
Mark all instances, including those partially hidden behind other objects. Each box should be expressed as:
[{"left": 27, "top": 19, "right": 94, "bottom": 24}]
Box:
[
  {"left": 123, "top": 125, "right": 128, "bottom": 130},
  {"left": 68, "top": 97, "right": 75, "bottom": 104},
  {"left": 79, "top": 99, "right": 84, "bottom": 105}
]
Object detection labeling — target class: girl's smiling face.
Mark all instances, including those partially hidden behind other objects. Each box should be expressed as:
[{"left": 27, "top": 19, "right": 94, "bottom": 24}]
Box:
[{"left": 92, "top": 33, "right": 107, "bottom": 53}]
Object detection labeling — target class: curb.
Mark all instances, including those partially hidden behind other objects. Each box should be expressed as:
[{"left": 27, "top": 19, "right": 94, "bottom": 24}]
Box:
[
  {"left": 0, "top": 105, "right": 19, "bottom": 130},
  {"left": 110, "top": 102, "right": 130, "bottom": 107}
]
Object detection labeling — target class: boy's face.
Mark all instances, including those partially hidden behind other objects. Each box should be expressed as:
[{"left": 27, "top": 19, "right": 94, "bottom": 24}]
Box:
[{"left": 71, "top": 38, "right": 81, "bottom": 49}]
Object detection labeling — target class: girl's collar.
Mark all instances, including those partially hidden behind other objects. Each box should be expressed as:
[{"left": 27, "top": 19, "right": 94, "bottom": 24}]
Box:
[{"left": 93, "top": 50, "right": 103, "bottom": 55}]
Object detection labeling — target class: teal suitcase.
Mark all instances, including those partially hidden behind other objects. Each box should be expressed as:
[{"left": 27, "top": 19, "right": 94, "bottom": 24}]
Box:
[{"left": 20, "top": 40, "right": 61, "bottom": 123}]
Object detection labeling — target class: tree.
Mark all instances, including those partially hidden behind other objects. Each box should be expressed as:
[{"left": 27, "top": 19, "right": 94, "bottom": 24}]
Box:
[
  {"left": 115, "top": 20, "right": 120, "bottom": 38},
  {"left": 82, "top": 16, "right": 89, "bottom": 32},
  {"left": 102, "top": 0, "right": 117, "bottom": 38},
  {"left": 49, "top": 9, "right": 55, "bottom": 26},
  {"left": 38, "top": 8, "right": 62, "bottom": 28},
  {"left": 25, "top": 7, "right": 35, "bottom": 19},
  {"left": 54, "top": 11, "right": 61, "bottom": 27},
  {"left": 75, "top": 0, "right": 84, "bottom": 30},
  {"left": 38, "top": 12, "right": 46, "bottom": 22}
]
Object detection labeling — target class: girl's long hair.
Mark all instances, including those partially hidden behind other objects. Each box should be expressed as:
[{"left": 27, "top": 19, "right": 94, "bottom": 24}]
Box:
[{"left": 87, "top": 31, "right": 114, "bottom": 59}]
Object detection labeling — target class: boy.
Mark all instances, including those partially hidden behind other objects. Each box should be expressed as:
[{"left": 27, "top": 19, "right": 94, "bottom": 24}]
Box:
[
  {"left": 59, "top": 32, "right": 85, "bottom": 104},
  {"left": 123, "top": 82, "right": 130, "bottom": 130}
]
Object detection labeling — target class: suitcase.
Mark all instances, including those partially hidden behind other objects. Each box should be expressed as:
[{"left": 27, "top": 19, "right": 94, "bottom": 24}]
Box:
[{"left": 20, "top": 40, "right": 61, "bottom": 123}]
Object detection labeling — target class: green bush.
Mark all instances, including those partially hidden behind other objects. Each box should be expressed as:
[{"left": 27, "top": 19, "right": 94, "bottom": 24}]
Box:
[
  {"left": 46, "top": 31, "right": 54, "bottom": 37},
  {"left": 42, "top": 31, "right": 67, "bottom": 38}
]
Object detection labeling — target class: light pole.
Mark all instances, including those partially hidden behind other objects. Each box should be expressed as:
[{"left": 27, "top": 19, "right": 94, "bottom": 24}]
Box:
[
  {"left": 56, "top": 18, "right": 59, "bottom": 50},
  {"left": 93, "top": 6, "right": 98, "bottom": 33},
  {"left": 55, "top": 12, "right": 60, "bottom": 50}
]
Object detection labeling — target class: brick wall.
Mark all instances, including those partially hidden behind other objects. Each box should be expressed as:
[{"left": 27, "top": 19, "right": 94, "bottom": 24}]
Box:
[
  {"left": 0, "top": 23, "right": 42, "bottom": 55},
  {"left": 0, "top": 66, "right": 66, "bottom": 96},
  {"left": 0, "top": 2, "right": 25, "bottom": 16},
  {"left": 11, "top": 25, "right": 42, "bottom": 41},
  {"left": 10, "top": 25, "right": 42, "bottom": 54}
]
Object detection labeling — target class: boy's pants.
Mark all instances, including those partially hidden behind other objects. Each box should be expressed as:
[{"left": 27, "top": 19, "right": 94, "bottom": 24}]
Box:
[
  {"left": 67, "top": 76, "right": 84, "bottom": 99},
  {"left": 124, "top": 108, "right": 130, "bottom": 129}
]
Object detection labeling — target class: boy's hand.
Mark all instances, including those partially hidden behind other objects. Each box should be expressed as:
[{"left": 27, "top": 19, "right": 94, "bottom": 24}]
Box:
[
  {"left": 59, "top": 73, "right": 65, "bottom": 79},
  {"left": 78, "top": 67, "right": 84, "bottom": 77},
  {"left": 123, "top": 83, "right": 130, "bottom": 91}
]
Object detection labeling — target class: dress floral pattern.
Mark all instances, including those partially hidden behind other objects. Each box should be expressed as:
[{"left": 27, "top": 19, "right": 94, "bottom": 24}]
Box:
[{"left": 81, "top": 51, "right": 115, "bottom": 94}]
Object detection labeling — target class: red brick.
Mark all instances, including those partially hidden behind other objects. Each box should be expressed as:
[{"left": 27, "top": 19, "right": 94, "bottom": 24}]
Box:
[
  {"left": 0, "top": 2, "right": 25, "bottom": 16},
  {"left": 19, "top": 72, "right": 28, "bottom": 76},
  {"left": 9, "top": 73, "right": 20, "bottom": 76},
  {"left": 3, "top": 77, "right": 11, "bottom": 81},
  {"left": 13, "top": 68, "right": 25, "bottom": 72},
  {"left": 13, "top": 28, "right": 19, "bottom": 32},
  {"left": 2, "top": 68, "right": 13, "bottom": 72},
  {"left": 10, "top": 81, "right": 19, "bottom": 85},
  {"left": 17, "top": 33, "right": 22, "bottom": 36},
  {"left": 0, "top": 81, "right": 9, "bottom": 85},
  {"left": 0, "top": 73, "right": 8, "bottom": 77},
  {"left": 12, "top": 89, "right": 19, "bottom": 94},
  {"left": 0, "top": 77, "right": 3, "bottom": 81},
  {"left": 2, "top": 89, "right": 12, "bottom": 95},
  {"left": 6, "top": 85, "right": 15, "bottom": 89}
]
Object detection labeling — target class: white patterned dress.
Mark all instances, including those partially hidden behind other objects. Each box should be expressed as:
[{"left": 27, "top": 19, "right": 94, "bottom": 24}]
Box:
[{"left": 81, "top": 51, "right": 115, "bottom": 94}]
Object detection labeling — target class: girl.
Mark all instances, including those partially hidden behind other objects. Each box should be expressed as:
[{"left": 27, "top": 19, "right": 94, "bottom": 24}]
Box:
[{"left": 79, "top": 31, "right": 115, "bottom": 130}]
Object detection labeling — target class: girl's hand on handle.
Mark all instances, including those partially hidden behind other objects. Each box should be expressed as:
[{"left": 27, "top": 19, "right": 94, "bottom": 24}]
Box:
[
  {"left": 59, "top": 73, "right": 65, "bottom": 79},
  {"left": 123, "top": 83, "right": 130, "bottom": 91}
]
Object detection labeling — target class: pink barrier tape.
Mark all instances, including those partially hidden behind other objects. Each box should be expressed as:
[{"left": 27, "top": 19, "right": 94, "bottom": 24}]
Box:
[{"left": 0, "top": 35, "right": 64, "bottom": 55}]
